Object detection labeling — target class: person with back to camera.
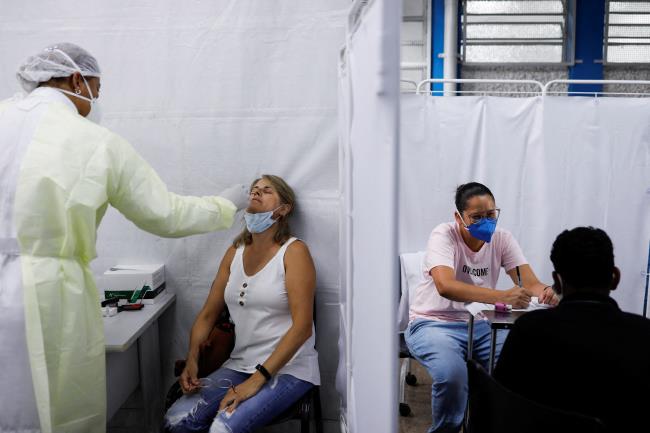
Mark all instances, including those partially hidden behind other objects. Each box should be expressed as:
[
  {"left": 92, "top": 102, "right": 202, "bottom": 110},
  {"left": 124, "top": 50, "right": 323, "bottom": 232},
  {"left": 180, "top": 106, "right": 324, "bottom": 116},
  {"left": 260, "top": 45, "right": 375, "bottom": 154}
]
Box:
[
  {"left": 164, "top": 174, "right": 320, "bottom": 433},
  {"left": 404, "top": 182, "right": 558, "bottom": 433},
  {"left": 494, "top": 226, "right": 650, "bottom": 432}
]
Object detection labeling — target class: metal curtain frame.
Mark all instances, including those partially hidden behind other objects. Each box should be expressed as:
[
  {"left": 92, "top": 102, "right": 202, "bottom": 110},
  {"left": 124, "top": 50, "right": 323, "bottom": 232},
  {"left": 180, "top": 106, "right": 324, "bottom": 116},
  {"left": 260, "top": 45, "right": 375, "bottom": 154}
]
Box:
[
  {"left": 415, "top": 78, "right": 544, "bottom": 94},
  {"left": 413, "top": 78, "right": 650, "bottom": 96},
  {"left": 543, "top": 79, "right": 650, "bottom": 95}
]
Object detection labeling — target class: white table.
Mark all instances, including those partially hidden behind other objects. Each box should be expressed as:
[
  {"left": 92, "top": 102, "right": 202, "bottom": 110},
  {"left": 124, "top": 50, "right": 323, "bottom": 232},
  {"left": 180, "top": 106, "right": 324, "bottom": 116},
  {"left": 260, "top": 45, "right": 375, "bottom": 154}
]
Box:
[{"left": 104, "top": 292, "right": 176, "bottom": 432}]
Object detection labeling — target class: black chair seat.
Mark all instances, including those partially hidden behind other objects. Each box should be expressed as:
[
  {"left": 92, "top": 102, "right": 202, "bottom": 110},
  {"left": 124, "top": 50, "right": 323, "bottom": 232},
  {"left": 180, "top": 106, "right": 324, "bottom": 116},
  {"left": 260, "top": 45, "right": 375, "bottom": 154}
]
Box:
[
  {"left": 267, "top": 386, "right": 322, "bottom": 433},
  {"left": 466, "top": 359, "right": 606, "bottom": 433}
]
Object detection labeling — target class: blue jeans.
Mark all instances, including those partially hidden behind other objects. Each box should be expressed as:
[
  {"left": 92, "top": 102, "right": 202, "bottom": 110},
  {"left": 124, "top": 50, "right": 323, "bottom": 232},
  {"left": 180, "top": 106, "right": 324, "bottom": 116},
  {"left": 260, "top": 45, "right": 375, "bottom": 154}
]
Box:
[
  {"left": 164, "top": 368, "right": 313, "bottom": 433},
  {"left": 405, "top": 318, "right": 507, "bottom": 433}
]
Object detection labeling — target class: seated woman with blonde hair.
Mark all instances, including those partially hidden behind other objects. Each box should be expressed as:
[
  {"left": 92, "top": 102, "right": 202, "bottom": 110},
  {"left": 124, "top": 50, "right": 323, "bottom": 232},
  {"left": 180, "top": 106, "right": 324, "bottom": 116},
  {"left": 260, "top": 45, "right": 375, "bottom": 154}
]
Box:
[{"left": 164, "top": 174, "right": 320, "bottom": 433}]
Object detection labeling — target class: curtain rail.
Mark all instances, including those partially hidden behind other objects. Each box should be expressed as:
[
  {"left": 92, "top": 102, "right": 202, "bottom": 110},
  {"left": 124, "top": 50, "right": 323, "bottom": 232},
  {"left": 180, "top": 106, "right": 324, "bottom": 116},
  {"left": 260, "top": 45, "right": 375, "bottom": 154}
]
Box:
[{"left": 414, "top": 78, "right": 650, "bottom": 97}]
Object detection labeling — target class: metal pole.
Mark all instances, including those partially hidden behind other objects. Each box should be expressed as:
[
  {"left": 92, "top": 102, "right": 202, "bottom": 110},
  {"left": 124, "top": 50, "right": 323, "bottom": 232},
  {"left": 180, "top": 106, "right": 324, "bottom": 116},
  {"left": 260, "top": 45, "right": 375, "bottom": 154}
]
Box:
[
  {"left": 443, "top": 0, "right": 458, "bottom": 96},
  {"left": 467, "top": 314, "right": 474, "bottom": 360},
  {"left": 488, "top": 328, "right": 497, "bottom": 375},
  {"left": 416, "top": 78, "right": 544, "bottom": 94},
  {"left": 643, "top": 242, "right": 650, "bottom": 317},
  {"left": 543, "top": 79, "right": 650, "bottom": 96}
]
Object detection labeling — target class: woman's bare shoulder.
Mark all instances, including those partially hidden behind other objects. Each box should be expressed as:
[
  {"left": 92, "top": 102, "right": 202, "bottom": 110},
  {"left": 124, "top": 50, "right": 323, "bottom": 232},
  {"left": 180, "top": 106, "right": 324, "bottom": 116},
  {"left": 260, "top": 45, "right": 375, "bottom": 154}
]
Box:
[{"left": 220, "top": 244, "right": 238, "bottom": 269}]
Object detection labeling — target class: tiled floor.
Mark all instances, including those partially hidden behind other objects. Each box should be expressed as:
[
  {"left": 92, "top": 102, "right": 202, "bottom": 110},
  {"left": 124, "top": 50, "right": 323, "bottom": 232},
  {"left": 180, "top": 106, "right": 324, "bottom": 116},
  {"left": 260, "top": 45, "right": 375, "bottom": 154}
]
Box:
[
  {"left": 107, "top": 388, "right": 146, "bottom": 433},
  {"left": 399, "top": 360, "right": 433, "bottom": 433}
]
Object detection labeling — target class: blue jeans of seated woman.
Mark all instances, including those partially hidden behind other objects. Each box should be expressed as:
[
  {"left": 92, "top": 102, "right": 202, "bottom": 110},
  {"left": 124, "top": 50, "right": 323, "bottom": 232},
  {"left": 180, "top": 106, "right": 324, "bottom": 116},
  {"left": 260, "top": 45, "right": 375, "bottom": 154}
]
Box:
[
  {"left": 405, "top": 318, "right": 508, "bottom": 433},
  {"left": 164, "top": 367, "right": 313, "bottom": 433}
]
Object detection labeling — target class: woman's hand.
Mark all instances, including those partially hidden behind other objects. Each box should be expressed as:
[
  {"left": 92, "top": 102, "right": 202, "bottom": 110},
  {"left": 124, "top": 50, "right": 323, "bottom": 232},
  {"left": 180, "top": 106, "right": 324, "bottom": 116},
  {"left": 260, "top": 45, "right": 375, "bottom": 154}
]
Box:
[
  {"left": 538, "top": 286, "right": 559, "bottom": 305},
  {"left": 179, "top": 359, "right": 200, "bottom": 394},
  {"left": 218, "top": 373, "right": 266, "bottom": 413}
]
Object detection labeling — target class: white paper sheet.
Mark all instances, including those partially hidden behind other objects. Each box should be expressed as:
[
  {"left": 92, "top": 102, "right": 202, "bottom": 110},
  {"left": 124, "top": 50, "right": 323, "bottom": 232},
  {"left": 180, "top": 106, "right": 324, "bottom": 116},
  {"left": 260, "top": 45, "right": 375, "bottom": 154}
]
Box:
[{"left": 467, "top": 296, "right": 553, "bottom": 317}]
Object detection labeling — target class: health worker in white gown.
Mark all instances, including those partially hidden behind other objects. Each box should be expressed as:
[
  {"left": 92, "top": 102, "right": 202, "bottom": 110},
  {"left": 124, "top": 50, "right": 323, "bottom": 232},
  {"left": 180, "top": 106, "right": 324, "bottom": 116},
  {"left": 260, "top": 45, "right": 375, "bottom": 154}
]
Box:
[{"left": 0, "top": 43, "right": 250, "bottom": 433}]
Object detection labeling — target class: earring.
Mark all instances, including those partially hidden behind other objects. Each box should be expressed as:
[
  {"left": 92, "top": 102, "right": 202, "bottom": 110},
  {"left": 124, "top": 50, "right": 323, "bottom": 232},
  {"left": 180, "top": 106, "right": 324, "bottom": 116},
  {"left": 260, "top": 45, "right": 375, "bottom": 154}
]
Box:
[{"left": 75, "top": 88, "right": 81, "bottom": 95}]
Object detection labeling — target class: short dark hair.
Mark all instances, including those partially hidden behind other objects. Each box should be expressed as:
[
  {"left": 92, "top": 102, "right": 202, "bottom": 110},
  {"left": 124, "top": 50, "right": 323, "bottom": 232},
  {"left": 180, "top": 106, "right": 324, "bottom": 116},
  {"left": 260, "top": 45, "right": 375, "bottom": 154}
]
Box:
[
  {"left": 455, "top": 182, "right": 494, "bottom": 212},
  {"left": 550, "top": 227, "right": 615, "bottom": 290}
]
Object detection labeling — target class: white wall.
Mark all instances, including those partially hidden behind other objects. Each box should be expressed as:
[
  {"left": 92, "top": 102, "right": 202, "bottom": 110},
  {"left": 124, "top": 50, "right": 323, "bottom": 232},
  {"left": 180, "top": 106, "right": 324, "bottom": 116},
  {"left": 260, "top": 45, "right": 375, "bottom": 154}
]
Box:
[{"left": 0, "top": 1, "right": 348, "bottom": 429}]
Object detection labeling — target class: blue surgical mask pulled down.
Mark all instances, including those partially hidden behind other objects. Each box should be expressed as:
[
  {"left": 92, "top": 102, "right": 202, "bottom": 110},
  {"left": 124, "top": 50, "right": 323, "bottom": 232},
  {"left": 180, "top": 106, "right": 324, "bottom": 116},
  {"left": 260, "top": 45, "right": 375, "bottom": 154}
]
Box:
[
  {"left": 458, "top": 211, "right": 497, "bottom": 243},
  {"left": 244, "top": 207, "right": 282, "bottom": 233}
]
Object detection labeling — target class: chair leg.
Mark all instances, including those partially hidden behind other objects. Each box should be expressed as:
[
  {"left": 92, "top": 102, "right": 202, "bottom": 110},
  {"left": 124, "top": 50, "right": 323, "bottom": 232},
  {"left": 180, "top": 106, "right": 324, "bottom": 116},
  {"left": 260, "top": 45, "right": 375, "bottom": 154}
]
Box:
[
  {"left": 298, "top": 391, "right": 312, "bottom": 433},
  {"left": 463, "top": 395, "right": 470, "bottom": 433},
  {"left": 314, "top": 387, "right": 323, "bottom": 433},
  {"left": 405, "top": 358, "right": 417, "bottom": 386},
  {"left": 399, "top": 358, "right": 408, "bottom": 404}
]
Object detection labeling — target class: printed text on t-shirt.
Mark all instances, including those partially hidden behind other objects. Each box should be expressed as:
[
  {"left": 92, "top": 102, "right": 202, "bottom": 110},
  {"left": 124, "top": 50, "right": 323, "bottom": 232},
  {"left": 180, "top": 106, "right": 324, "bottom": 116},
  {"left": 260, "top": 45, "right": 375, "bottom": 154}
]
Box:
[{"left": 462, "top": 265, "right": 488, "bottom": 277}]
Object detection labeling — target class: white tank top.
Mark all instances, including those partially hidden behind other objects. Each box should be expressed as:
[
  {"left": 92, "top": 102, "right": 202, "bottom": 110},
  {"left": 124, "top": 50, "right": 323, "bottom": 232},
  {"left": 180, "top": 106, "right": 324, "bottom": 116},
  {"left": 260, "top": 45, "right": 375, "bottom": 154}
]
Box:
[{"left": 221, "top": 237, "right": 321, "bottom": 385}]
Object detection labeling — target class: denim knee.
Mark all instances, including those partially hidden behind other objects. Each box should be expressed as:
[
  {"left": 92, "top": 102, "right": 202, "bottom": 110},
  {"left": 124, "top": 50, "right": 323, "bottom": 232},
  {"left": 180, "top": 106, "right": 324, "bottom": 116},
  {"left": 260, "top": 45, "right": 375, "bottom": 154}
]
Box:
[{"left": 165, "top": 394, "right": 215, "bottom": 432}]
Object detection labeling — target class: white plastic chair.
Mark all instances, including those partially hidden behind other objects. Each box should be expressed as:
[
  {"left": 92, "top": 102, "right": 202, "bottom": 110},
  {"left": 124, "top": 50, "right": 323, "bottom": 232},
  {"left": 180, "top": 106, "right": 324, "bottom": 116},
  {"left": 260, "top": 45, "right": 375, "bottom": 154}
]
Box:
[{"left": 397, "top": 251, "right": 427, "bottom": 416}]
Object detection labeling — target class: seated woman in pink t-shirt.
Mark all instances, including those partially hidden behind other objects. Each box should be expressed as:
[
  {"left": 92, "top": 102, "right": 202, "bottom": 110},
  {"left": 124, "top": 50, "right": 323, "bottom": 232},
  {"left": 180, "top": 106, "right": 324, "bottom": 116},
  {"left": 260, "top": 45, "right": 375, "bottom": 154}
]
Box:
[{"left": 405, "top": 182, "right": 557, "bottom": 433}]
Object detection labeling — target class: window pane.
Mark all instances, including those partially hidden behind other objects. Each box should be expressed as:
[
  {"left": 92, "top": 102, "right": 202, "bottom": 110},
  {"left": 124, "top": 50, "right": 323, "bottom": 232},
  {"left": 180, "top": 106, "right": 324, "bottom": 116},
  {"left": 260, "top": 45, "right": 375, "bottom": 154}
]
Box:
[
  {"left": 609, "top": 25, "right": 650, "bottom": 38},
  {"left": 606, "top": 1, "right": 650, "bottom": 64},
  {"left": 609, "top": 38, "right": 650, "bottom": 44},
  {"left": 610, "top": 2, "right": 650, "bottom": 13},
  {"left": 467, "top": 14, "right": 564, "bottom": 23},
  {"left": 401, "top": 0, "right": 428, "bottom": 89},
  {"left": 462, "top": 0, "right": 570, "bottom": 64},
  {"left": 607, "top": 44, "right": 650, "bottom": 63},
  {"left": 465, "top": 45, "right": 563, "bottom": 62},
  {"left": 404, "top": 0, "right": 425, "bottom": 16},
  {"left": 402, "top": 43, "right": 427, "bottom": 63},
  {"left": 609, "top": 14, "right": 650, "bottom": 25},
  {"left": 466, "top": 1, "right": 563, "bottom": 15},
  {"left": 402, "top": 21, "right": 425, "bottom": 41},
  {"left": 466, "top": 23, "right": 563, "bottom": 39}
]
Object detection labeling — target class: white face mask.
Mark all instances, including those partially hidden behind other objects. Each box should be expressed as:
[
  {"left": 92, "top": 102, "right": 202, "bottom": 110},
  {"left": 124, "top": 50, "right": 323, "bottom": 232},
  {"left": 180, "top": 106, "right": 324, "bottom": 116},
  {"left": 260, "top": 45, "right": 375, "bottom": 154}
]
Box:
[
  {"left": 57, "top": 87, "right": 102, "bottom": 124},
  {"left": 50, "top": 49, "right": 102, "bottom": 124},
  {"left": 85, "top": 97, "right": 103, "bottom": 124}
]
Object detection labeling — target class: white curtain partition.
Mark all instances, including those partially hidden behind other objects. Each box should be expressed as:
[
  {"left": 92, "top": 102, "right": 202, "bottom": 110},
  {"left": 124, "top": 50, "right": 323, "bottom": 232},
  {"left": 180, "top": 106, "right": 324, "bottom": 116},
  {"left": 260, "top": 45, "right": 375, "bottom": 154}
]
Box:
[
  {"left": 400, "top": 94, "right": 650, "bottom": 313},
  {"left": 0, "top": 1, "right": 349, "bottom": 430},
  {"left": 338, "top": 0, "right": 401, "bottom": 432}
]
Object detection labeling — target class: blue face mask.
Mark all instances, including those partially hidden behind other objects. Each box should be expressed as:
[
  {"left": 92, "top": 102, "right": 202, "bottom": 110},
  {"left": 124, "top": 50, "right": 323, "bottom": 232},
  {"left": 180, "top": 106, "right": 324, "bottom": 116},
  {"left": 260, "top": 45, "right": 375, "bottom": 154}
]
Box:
[
  {"left": 244, "top": 207, "right": 282, "bottom": 233},
  {"left": 458, "top": 211, "right": 497, "bottom": 243}
]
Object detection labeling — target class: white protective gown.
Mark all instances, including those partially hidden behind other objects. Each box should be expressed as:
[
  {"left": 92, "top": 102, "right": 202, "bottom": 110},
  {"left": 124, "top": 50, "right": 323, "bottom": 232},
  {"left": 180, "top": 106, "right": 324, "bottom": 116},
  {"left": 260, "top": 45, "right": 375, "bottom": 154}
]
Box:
[{"left": 0, "top": 87, "right": 236, "bottom": 433}]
